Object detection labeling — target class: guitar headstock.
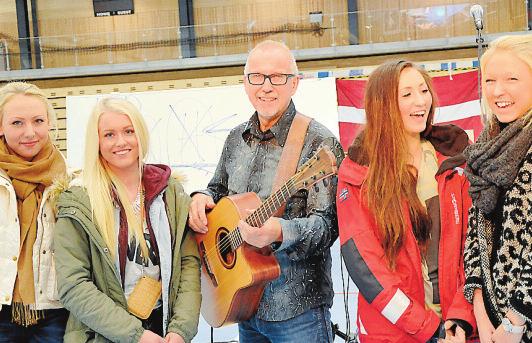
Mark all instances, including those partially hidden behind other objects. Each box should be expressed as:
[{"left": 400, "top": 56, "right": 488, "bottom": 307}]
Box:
[{"left": 291, "top": 146, "right": 337, "bottom": 191}]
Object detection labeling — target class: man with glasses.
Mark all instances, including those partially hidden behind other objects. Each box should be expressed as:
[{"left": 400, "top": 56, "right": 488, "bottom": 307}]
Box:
[{"left": 188, "top": 40, "right": 343, "bottom": 342}]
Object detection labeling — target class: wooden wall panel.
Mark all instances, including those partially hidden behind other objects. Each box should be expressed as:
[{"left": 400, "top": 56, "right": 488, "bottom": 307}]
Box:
[
  {"left": 193, "top": 0, "right": 349, "bottom": 56},
  {"left": 1, "top": 1, "right": 528, "bottom": 70},
  {"left": 0, "top": 2, "right": 18, "bottom": 40},
  {"left": 51, "top": 102, "right": 67, "bottom": 154},
  {"left": 356, "top": 0, "right": 528, "bottom": 44},
  {"left": 484, "top": 0, "right": 528, "bottom": 33},
  {"left": 35, "top": 0, "right": 179, "bottom": 68},
  {"left": 0, "top": 2, "right": 22, "bottom": 70}
]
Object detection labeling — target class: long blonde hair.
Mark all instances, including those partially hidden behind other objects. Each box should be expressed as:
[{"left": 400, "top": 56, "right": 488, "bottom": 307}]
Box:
[
  {"left": 0, "top": 81, "right": 58, "bottom": 137},
  {"left": 83, "top": 97, "right": 150, "bottom": 260},
  {"left": 480, "top": 34, "right": 532, "bottom": 132}
]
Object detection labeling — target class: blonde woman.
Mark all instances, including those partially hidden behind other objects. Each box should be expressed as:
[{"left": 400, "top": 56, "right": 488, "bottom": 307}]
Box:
[
  {"left": 54, "top": 98, "right": 201, "bottom": 342},
  {"left": 0, "top": 82, "right": 68, "bottom": 341},
  {"left": 463, "top": 34, "right": 532, "bottom": 343}
]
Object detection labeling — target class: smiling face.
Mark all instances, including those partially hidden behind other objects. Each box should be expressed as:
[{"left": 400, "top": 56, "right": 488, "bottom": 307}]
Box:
[
  {"left": 98, "top": 111, "right": 139, "bottom": 174},
  {"left": 0, "top": 94, "right": 51, "bottom": 161},
  {"left": 244, "top": 43, "right": 299, "bottom": 131},
  {"left": 482, "top": 50, "right": 532, "bottom": 123},
  {"left": 397, "top": 67, "right": 433, "bottom": 138}
]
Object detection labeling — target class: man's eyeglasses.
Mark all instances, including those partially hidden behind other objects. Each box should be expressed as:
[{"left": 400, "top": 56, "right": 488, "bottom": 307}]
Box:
[{"left": 246, "top": 73, "right": 296, "bottom": 86}]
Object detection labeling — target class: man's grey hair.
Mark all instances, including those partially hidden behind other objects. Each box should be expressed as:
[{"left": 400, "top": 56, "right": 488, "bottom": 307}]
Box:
[{"left": 243, "top": 40, "right": 299, "bottom": 75}]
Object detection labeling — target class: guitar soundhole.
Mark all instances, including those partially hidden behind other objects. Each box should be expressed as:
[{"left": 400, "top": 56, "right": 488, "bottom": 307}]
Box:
[{"left": 216, "top": 228, "right": 236, "bottom": 269}]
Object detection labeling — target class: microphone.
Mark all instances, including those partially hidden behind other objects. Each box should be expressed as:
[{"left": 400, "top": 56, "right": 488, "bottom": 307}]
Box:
[{"left": 470, "top": 4, "right": 484, "bottom": 30}]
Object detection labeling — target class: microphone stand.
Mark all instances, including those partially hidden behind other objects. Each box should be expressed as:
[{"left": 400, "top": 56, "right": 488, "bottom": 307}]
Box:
[
  {"left": 332, "top": 323, "right": 358, "bottom": 342},
  {"left": 475, "top": 27, "right": 485, "bottom": 121}
]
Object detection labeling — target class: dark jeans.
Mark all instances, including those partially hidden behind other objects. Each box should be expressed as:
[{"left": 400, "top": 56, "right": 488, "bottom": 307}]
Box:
[
  {"left": 141, "top": 306, "right": 164, "bottom": 337},
  {"left": 0, "top": 306, "right": 68, "bottom": 343},
  {"left": 239, "top": 306, "right": 333, "bottom": 343}
]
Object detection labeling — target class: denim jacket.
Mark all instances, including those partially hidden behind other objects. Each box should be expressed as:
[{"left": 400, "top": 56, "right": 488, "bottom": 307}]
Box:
[{"left": 196, "top": 101, "right": 344, "bottom": 321}]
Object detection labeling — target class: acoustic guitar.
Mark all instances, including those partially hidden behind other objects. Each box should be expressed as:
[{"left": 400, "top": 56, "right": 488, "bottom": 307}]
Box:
[{"left": 195, "top": 145, "right": 338, "bottom": 327}]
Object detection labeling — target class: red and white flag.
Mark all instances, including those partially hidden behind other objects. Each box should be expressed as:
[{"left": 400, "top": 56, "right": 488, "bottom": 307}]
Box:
[{"left": 336, "top": 70, "right": 484, "bottom": 150}]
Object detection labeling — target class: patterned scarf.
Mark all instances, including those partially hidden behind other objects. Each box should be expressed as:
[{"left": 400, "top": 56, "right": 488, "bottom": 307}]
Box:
[
  {"left": 464, "top": 113, "right": 532, "bottom": 214},
  {"left": 0, "top": 137, "right": 66, "bottom": 326}
]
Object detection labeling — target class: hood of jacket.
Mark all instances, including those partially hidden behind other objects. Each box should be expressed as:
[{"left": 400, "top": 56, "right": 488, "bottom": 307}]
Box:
[{"left": 143, "top": 164, "right": 171, "bottom": 205}]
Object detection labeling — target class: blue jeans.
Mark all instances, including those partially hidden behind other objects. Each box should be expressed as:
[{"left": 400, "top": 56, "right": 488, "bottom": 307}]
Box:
[
  {"left": 0, "top": 306, "right": 68, "bottom": 343},
  {"left": 239, "top": 306, "right": 333, "bottom": 343}
]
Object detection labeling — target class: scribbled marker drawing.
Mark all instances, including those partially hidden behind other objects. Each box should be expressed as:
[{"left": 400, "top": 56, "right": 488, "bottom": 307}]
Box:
[
  {"left": 169, "top": 104, "right": 205, "bottom": 162},
  {"left": 203, "top": 114, "right": 239, "bottom": 133}
]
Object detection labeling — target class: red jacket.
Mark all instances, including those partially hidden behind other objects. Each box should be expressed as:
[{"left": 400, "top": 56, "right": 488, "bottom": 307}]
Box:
[{"left": 337, "top": 125, "right": 476, "bottom": 343}]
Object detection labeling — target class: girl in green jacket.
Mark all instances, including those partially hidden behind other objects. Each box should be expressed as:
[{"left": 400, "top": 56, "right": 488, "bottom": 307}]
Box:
[{"left": 54, "top": 97, "right": 201, "bottom": 343}]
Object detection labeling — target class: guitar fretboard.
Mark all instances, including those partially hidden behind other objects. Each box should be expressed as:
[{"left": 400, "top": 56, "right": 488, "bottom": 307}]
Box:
[{"left": 227, "top": 179, "right": 298, "bottom": 251}]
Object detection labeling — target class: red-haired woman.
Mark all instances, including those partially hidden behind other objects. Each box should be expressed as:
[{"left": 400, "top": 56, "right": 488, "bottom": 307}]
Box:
[{"left": 337, "top": 60, "right": 476, "bottom": 343}]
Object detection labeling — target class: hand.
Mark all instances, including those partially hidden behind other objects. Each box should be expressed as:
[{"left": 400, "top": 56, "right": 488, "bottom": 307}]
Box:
[
  {"left": 505, "top": 309, "right": 526, "bottom": 327},
  {"left": 444, "top": 321, "right": 466, "bottom": 343},
  {"left": 492, "top": 324, "right": 523, "bottom": 343},
  {"left": 491, "top": 310, "right": 526, "bottom": 343},
  {"left": 472, "top": 289, "right": 495, "bottom": 343},
  {"left": 238, "top": 218, "right": 283, "bottom": 248},
  {"left": 139, "top": 330, "right": 165, "bottom": 343},
  {"left": 188, "top": 193, "right": 215, "bottom": 233},
  {"left": 165, "top": 332, "right": 185, "bottom": 343}
]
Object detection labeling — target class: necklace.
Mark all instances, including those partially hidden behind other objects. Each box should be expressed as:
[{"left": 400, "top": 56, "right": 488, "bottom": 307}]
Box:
[{"left": 132, "top": 185, "right": 145, "bottom": 217}]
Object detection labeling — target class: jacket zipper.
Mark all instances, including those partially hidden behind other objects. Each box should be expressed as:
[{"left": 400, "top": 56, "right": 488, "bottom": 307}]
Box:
[{"left": 35, "top": 190, "right": 52, "bottom": 305}]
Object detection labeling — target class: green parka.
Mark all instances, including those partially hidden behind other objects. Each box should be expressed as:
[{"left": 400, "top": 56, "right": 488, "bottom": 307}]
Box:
[{"left": 53, "top": 176, "right": 200, "bottom": 343}]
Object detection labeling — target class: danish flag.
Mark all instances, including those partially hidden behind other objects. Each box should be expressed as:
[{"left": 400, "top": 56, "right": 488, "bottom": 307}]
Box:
[{"left": 336, "top": 70, "right": 483, "bottom": 149}]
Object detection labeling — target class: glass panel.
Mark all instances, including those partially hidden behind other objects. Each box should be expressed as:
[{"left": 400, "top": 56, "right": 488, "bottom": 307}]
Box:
[{"left": 3, "top": 2, "right": 529, "bottom": 71}]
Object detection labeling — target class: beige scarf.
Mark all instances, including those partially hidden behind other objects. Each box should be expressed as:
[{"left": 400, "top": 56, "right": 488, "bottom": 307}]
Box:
[{"left": 0, "top": 137, "right": 66, "bottom": 326}]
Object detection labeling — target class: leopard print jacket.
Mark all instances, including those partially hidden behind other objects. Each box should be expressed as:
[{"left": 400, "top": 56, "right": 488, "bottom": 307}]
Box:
[{"left": 464, "top": 145, "right": 532, "bottom": 342}]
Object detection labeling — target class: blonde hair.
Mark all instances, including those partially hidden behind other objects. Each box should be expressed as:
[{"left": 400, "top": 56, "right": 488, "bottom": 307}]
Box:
[
  {"left": 0, "top": 81, "right": 58, "bottom": 137},
  {"left": 83, "top": 97, "right": 150, "bottom": 260},
  {"left": 244, "top": 40, "right": 299, "bottom": 74},
  {"left": 480, "top": 34, "right": 532, "bottom": 128}
]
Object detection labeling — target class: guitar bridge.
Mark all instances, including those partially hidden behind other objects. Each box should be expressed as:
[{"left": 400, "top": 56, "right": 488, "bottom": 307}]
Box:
[{"left": 199, "top": 242, "right": 218, "bottom": 287}]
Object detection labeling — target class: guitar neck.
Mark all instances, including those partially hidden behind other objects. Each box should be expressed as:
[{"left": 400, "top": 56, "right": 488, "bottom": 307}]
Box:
[
  {"left": 246, "top": 180, "right": 297, "bottom": 227},
  {"left": 230, "top": 179, "right": 297, "bottom": 250}
]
